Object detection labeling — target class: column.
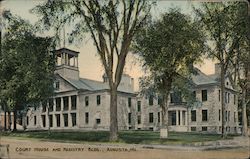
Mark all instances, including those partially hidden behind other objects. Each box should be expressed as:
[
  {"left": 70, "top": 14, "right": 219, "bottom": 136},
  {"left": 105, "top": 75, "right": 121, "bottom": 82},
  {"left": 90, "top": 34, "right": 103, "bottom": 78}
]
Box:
[
  {"left": 76, "top": 57, "right": 78, "bottom": 67},
  {"left": 73, "top": 56, "right": 76, "bottom": 67},
  {"left": 61, "top": 97, "right": 63, "bottom": 111},
  {"left": 180, "top": 110, "right": 183, "bottom": 126},
  {"left": 176, "top": 110, "right": 179, "bottom": 126},
  {"left": 69, "top": 96, "right": 72, "bottom": 111},
  {"left": 185, "top": 111, "right": 188, "bottom": 126},
  {"left": 68, "top": 113, "right": 72, "bottom": 127}
]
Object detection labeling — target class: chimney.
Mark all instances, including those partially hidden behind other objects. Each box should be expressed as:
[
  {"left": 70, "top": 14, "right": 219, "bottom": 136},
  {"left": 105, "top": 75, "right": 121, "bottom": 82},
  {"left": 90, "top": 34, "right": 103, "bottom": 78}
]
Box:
[{"left": 215, "top": 63, "right": 221, "bottom": 76}]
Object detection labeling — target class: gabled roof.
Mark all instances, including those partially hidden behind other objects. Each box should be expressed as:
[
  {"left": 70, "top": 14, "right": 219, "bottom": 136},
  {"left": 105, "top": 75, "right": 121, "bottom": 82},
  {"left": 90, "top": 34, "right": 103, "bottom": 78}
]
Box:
[{"left": 191, "top": 68, "right": 217, "bottom": 85}]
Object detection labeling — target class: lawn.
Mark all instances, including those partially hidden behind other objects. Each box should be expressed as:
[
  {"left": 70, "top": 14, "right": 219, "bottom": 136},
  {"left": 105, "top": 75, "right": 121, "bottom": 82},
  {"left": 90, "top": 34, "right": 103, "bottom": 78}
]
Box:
[{"left": 1, "top": 130, "right": 236, "bottom": 145}]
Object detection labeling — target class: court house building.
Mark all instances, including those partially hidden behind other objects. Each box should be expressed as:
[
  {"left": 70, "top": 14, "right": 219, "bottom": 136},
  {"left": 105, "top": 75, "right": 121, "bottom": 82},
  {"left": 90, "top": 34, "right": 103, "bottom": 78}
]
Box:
[{"left": 24, "top": 48, "right": 239, "bottom": 134}]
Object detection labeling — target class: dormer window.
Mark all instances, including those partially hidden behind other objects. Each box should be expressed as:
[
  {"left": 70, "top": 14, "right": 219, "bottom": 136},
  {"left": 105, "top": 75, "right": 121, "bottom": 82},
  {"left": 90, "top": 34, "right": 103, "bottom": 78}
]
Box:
[{"left": 54, "top": 81, "right": 60, "bottom": 90}]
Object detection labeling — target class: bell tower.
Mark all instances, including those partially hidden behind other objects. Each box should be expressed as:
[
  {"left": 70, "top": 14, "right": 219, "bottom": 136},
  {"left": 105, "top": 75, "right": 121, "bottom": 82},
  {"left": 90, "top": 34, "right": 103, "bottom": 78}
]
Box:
[{"left": 54, "top": 48, "right": 80, "bottom": 80}]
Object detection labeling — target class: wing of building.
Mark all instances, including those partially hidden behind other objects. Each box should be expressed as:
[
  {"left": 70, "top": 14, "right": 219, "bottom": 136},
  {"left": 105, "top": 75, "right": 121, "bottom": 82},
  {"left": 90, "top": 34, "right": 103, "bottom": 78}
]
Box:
[{"left": 23, "top": 48, "right": 239, "bottom": 134}]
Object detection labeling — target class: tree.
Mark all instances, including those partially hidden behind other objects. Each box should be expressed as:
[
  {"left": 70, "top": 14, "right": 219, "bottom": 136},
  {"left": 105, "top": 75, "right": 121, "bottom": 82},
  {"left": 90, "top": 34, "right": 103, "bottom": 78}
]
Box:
[
  {"left": 231, "top": 2, "right": 250, "bottom": 136},
  {"left": 133, "top": 8, "right": 205, "bottom": 138},
  {"left": 194, "top": 2, "right": 247, "bottom": 138},
  {"left": 33, "top": 0, "right": 152, "bottom": 141},
  {"left": 0, "top": 10, "right": 55, "bottom": 131}
]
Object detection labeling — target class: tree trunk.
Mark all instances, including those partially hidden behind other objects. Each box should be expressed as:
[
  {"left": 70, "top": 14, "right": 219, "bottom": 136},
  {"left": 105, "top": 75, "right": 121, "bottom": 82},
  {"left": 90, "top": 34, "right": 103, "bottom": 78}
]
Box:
[
  {"left": 8, "top": 111, "right": 11, "bottom": 131},
  {"left": 160, "top": 88, "right": 171, "bottom": 138},
  {"left": 221, "top": 65, "right": 226, "bottom": 138},
  {"left": 242, "top": 87, "right": 248, "bottom": 136},
  {"left": 4, "top": 105, "right": 7, "bottom": 131},
  {"left": 110, "top": 87, "right": 118, "bottom": 141},
  {"left": 13, "top": 109, "right": 17, "bottom": 131}
]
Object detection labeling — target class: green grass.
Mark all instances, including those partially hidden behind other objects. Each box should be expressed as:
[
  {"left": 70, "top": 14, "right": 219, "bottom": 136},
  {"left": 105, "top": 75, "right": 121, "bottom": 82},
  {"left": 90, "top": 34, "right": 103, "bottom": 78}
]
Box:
[{"left": 1, "top": 130, "right": 237, "bottom": 145}]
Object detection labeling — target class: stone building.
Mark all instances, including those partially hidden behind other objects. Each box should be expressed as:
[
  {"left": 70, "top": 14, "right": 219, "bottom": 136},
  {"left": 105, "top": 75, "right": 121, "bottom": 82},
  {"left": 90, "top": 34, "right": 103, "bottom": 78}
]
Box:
[{"left": 24, "top": 48, "right": 239, "bottom": 134}]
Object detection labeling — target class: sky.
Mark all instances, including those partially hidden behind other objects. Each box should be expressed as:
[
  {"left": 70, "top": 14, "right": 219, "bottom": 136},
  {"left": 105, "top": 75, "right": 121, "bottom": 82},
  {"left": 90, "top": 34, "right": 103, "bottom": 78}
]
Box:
[{"left": 1, "top": 0, "right": 216, "bottom": 91}]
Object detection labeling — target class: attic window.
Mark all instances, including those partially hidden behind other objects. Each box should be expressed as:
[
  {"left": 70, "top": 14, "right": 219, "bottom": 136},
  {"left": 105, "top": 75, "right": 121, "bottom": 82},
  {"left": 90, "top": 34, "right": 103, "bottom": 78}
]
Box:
[{"left": 54, "top": 81, "right": 60, "bottom": 90}]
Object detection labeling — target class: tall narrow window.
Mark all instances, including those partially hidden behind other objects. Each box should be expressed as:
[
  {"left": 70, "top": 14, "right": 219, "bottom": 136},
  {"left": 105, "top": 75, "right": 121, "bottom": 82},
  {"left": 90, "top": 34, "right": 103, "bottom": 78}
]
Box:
[
  {"left": 158, "top": 112, "right": 160, "bottom": 123},
  {"left": 219, "top": 109, "right": 221, "bottom": 121},
  {"left": 71, "top": 113, "right": 76, "bottom": 126},
  {"left": 49, "top": 115, "right": 53, "bottom": 127},
  {"left": 56, "top": 114, "right": 60, "bottom": 127},
  {"left": 202, "top": 110, "right": 208, "bottom": 121},
  {"left": 71, "top": 95, "right": 77, "bottom": 110},
  {"left": 149, "top": 95, "right": 154, "bottom": 106},
  {"left": 55, "top": 81, "right": 60, "bottom": 90},
  {"left": 128, "top": 113, "right": 132, "bottom": 124},
  {"left": 128, "top": 98, "right": 132, "bottom": 107},
  {"left": 34, "top": 116, "right": 37, "bottom": 126},
  {"left": 97, "top": 95, "right": 101, "bottom": 105},
  {"left": 137, "top": 115, "right": 141, "bottom": 124},
  {"left": 26, "top": 116, "right": 29, "bottom": 125},
  {"left": 85, "top": 112, "right": 89, "bottom": 124},
  {"left": 42, "top": 115, "right": 46, "bottom": 127},
  {"left": 137, "top": 101, "right": 141, "bottom": 112},
  {"left": 56, "top": 97, "right": 61, "bottom": 111},
  {"left": 191, "top": 110, "right": 196, "bottom": 122},
  {"left": 63, "top": 114, "right": 68, "bottom": 127},
  {"left": 228, "top": 93, "right": 230, "bottom": 103},
  {"left": 225, "top": 111, "right": 228, "bottom": 121},
  {"left": 193, "top": 91, "right": 196, "bottom": 98},
  {"left": 85, "top": 96, "right": 89, "bottom": 106},
  {"left": 202, "top": 90, "right": 207, "bottom": 101},
  {"left": 63, "top": 96, "right": 69, "bottom": 110},
  {"left": 228, "top": 111, "right": 230, "bottom": 121},
  {"left": 234, "top": 95, "right": 236, "bottom": 105},
  {"left": 49, "top": 98, "right": 53, "bottom": 112},
  {"left": 149, "top": 113, "right": 154, "bottom": 123},
  {"left": 234, "top": 112, "right": 236, "bottom": 122},
  {"left": 218, "top": 90, "right": 221, "bottom": 101}
]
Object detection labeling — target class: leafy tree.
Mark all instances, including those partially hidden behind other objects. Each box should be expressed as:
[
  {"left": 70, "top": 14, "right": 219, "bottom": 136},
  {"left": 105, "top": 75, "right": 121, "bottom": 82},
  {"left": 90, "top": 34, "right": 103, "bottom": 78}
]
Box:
[
  {"left": 194, "top": 2, "right": 248, "bottom": 138},
  {"left": 0, "top": 10, "right": 55, "bottom": 131},
  {"left": 133, "top": 8, "right": 206, "bottom": 138},
  {"left": 33, "top": 0, "right": 152, "bottom": 141}
]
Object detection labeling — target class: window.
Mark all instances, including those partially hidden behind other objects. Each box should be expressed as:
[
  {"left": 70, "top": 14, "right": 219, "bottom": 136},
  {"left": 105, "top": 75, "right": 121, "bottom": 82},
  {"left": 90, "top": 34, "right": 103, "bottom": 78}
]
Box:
[
  {"left": 49, "top": 115, "right": 53, "bottom": 127},
  {"left": 202, "top": 90, "right": 207, "bottom": 101},
  {"left": 170, "top": 92, "right": 182, "bottom": 103},
  {"left": 96, "top": 119, "right": 101, "bottom": 124},
  {"left": 42, "top": 100, "right": 47, "bottom": 112},
  {"left": 49, "top": 98, "right": 53, "bottom": 112},
  {"left": 149, "top": 113, "right": 154, "bottom": 123},
  {"left": 219, "top": 109, "right": 221, "bottom": 121},
  {"left": 228, "top": 111, "right": 230, "bottom": 121},
  {"left": 128, "top": 113, "right": 131, "bottom": 124},
  {"left": 234, "top": 112, "right": 236, "bottom": 122},
  {"left": 97, "top": 95, "right": 101, "bottom": 105},
  {"left": 191, "top": 127, "right": 196, "bottom": 131},
  {"left": 149, "top": 95, "right": 154, "bottom": 106},
  {"left": 63, "top": 114, "right": 68, "bottom": 127},
  {"left": 42, "top": 115, "right": 46, "bottom": 127},
  {"left": 56, "top": 97, "right": 61, "bottom": 111},
  {"left": 137, "top": 101, "right": 141, "bottom": 112},
  {"left": 34, "top": 116, "right": 37, "bottom": 126},
  {"left": 55, "top": 81, "right": 60, "bottom": 90},
  {"left": 202, "top": 127, "right": 207, "bottom": 131},
  {"left": 63, "top": 97, "right": 69, "bottom": 110},
  {"left": 218, "top": 90, "right": 221, "bottom": 101},
  {"left": 234, "top": 95, "right": 236, "bottom": 105},
  {"left": 26, "top": 116, "right": 29, "bottom": 125},
  {"left": 71, "top": 95, "right": 77, "bottom": 110},
  {"left": 56, "top": 114, "right": 60, "bottom": 127},
  {"left": 225, "top": 111, "right": 228, "bottom": 121},
  {"left": 228, "top": 93, "right": 230, "bottom": 103},
  {"left": 85, "top": 112, "right": 89, "bottom": 124},
  {"left": 128, "top": 98, "right": 132, "bottom": 107},
  {"left": 158, "top": 112, "right": 160, "bottom": 123},
  {"left": 191, "top": 110, "right": 196, "bottom": 122},
  {"left": 225, "top": 92, "right": 227, "bottom": 103},
  {"left": 192, "top": 91, "right": 196, "bottom": 98},
  {"left": 137, "top": 115, "right": 141, "bottom": 124},
  {"left": 71, "top": 113, "right": 76, "bottom": 126},
  {"left": 158, "top": 96, "right": 162, "bottom": 105},
  {"left": 85, "top": 96, "right": 89, "bottom": 106},
  {"left": 202, "top": 110, "right": 208, "bottom": 121}
]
